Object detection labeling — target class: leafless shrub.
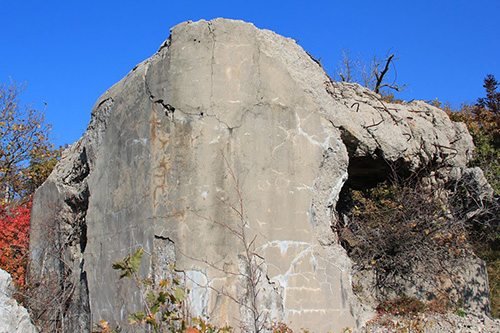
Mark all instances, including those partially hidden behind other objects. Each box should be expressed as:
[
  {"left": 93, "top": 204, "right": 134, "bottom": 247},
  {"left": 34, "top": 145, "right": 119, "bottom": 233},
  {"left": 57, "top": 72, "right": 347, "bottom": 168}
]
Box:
[
  {"left": 22, "top": 202, "right": 88, "bottom": 332},
  {"left": 335, "top": 48, "right": 406, "bottom": 94},
  {"left": 183, "top": 153, "right": 268, "bottom": 333},
  {"left": 338, "top": 166, "right": 474, "bottom": 304}
]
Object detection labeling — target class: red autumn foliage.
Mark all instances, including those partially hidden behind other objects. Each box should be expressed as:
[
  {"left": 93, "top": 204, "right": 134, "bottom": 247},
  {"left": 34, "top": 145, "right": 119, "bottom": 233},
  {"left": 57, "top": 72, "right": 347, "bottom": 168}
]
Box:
[{"left": 0, "top": 199, "right": 31, "bottom": 287}]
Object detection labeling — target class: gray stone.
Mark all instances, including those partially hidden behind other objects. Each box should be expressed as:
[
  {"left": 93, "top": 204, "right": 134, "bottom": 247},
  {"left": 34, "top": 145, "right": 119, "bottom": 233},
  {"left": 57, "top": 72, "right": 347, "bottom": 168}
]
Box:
[
  {"left": 29, "top": 18, "right": 492, "bottom": 332},
  {"left": 0, "top": 269, "right": 37, "bottom": 333}
]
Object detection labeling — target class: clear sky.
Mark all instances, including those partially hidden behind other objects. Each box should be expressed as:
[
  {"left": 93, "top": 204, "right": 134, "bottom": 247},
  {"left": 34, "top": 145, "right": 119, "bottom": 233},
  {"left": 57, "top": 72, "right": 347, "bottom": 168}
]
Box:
[{"left": 1, "top": 0, "right": 499, "bottom": 147}]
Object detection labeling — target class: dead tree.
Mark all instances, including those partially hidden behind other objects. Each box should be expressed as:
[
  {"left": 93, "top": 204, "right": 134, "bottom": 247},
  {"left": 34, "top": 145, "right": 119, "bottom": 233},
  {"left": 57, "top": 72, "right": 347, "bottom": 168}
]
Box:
[
  {"left": 373, "top": 54, "right": 405, "bottom": 94},
  {"left": 335, "top": 48, "right": 406, "bottom": 94}
]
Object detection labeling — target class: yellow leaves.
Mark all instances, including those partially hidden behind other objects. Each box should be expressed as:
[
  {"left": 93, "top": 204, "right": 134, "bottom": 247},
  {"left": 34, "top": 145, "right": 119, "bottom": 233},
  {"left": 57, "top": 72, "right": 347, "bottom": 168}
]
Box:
[
  {"left": 96, "top": 320, "right": 114, "bottom": 333},
  {"left": 159, "top": 279, "right": 170, "bottom": 288},
  {"left": 0, "top": 80, "right": 61, "bottom": 199}
]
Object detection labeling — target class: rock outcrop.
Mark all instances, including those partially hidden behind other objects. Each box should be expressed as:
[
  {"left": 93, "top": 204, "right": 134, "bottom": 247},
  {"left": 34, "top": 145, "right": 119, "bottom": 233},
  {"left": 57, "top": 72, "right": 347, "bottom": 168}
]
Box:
[
  {"left": 0, "top": 269, "right": 37, "bottom": 333},
  {"left": 30, "top": 19, "right": 492, "bottom": 332}
]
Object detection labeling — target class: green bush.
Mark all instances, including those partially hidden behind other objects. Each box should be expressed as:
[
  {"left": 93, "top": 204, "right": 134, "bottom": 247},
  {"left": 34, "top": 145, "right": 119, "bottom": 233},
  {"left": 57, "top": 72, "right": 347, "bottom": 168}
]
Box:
[{"left": 94, "top": 247, "right": 232, "bottom": 333}]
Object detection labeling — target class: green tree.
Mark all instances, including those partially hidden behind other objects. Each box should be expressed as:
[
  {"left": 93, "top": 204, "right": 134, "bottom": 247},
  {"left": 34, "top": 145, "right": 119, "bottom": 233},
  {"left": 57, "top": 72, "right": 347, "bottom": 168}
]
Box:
[
  {"left": 448, "top": 74, "right": 500, "bottom": 194},
  {"left": 477, "top": 74, "right": 500, "bottom": 116},
  {"left": 0, "top": 80, "right": 61, "bottom": 203}
]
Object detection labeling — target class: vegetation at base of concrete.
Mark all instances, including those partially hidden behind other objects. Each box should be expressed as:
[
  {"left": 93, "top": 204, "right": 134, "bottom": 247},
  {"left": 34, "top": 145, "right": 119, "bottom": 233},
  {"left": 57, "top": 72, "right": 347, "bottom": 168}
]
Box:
[
  {"left": 97, "top": 156, "right": 295, "bottom": 333},
  {"left": 365, "top": 314, "right": 427, "bottom": 333},
  {"left": 376, "top": 294, "right": 427, "bottom": 316},
  {"left": 198, "top": 154, "right": 266, "bottom": 333},
  {"left": 99, "top": 246, "right": 314, "bottom": 333},
  {"left": 265, "top": 322, "right": 293, "bottom": 333},
  {"left": 339, "top": 173, "right": 472, "bottom": 303},
  {"left": 94, "top": 247, "right": 232, "bottom": 333},
  {"left": 340, "top": 167, "right": 500, "bottom": 314}
]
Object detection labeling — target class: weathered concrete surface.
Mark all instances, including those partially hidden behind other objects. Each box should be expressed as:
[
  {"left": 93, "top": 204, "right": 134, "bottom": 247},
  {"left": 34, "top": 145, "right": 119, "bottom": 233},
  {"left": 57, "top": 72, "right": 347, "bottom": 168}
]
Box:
[
  {"left": 30, "top": 18, "right": 489, "bottom": 332},
  {"left": 0, "top": 269, "right": 37, "bottom": 333}
]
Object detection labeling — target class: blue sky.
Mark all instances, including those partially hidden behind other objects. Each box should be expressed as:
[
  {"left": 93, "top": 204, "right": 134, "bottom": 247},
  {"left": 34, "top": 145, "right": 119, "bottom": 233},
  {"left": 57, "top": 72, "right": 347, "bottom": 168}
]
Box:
[{"left": 1, "top": 0, "right": 499, "bottom": 147}]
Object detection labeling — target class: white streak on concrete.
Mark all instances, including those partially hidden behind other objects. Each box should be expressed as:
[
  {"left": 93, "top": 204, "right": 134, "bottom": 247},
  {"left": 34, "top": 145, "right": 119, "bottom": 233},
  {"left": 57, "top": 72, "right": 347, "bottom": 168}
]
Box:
[
  {"left": 209, "top": 135, "right": 221, "bottom": 144},
  {"left": 132, "top": 138, "right": 148, "bottom": 146},
  {"left": 294, "top": 113, "right": 334, "bottom": 150},
  {"left": 295, "top": 184, "right": 314, "bottom": 192},
  {"left": 327, "top": 171, "right": 348, "bottom": 210},
  {"left": 185, "top": 270, "right": 209, "bottom": 320}
]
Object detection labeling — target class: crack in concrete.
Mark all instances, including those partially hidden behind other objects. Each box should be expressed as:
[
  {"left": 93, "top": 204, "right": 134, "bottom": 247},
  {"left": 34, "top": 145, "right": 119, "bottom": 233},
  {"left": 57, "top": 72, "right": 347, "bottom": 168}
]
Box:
[
  {"left": 259, "top": 240, "right": 321, "bottom": 319},
  {"left": 207, "top": 21, "right": 216, "bottom": 111},
  {"left": 143, "top": 61, "right": 177, "bottom": 120}
]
